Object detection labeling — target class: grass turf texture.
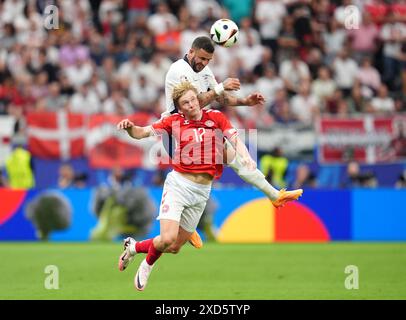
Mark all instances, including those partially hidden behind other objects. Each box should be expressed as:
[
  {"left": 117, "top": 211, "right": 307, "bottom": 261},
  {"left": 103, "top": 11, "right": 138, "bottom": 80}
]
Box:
[{"left": 0, "top": 242, "right": 405, "bottom": 300}]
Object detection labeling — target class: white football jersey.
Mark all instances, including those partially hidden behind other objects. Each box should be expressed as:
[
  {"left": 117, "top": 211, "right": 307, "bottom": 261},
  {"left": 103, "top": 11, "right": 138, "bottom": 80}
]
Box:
[{"left": 163, "top": 56, "right": 218, "bottom": 118}]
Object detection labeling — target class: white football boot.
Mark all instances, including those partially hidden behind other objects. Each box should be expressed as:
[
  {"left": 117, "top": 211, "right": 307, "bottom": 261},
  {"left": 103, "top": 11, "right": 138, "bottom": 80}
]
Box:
[
  {"left": 118, "top": 237, "right": 136, "bottom": 271},
  {"left": 134, "top": 259, "right": 154, "bottom": 291}
]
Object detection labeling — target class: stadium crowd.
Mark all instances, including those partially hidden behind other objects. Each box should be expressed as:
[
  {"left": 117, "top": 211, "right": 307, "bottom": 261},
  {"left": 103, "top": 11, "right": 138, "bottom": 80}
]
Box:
[{"left": 0, "top": 0, "right": 405, "bottom": 188}]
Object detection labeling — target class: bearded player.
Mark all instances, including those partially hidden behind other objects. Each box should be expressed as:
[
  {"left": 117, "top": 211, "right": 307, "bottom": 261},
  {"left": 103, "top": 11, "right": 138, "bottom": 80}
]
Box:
[{"left": 117, "top": 82, "right": 303, "bottom": 290}]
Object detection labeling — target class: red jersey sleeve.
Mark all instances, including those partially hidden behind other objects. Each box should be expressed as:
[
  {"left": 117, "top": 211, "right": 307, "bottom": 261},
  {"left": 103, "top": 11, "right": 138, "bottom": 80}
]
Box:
[
  {"left": 151, "top": 116, "right": 173, "bottom": 136},
  {"left": 211, "top": 110, "right": 238, "bottom": 140}
]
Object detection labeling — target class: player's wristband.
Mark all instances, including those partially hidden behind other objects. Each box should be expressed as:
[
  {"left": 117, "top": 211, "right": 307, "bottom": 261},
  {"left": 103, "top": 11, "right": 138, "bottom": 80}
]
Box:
[{"left": 214, "top": 83, "right": 224, "bottom": 96}]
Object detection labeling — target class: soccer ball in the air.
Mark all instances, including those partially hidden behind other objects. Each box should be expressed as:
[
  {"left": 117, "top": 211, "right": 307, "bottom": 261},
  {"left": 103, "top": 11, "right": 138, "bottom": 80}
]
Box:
[{"left": 210, "top": 19, "right": 239, "bottom": 48}]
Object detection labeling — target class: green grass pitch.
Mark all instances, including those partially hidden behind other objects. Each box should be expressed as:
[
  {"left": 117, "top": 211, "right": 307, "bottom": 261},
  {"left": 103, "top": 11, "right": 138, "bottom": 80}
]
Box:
[{"left": 0, "top": 242, "right": 405, "bottom": 300}]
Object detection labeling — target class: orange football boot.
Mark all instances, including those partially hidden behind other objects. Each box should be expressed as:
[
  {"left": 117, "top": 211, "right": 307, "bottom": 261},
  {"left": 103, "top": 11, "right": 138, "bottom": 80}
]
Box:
[
  {"left": 272, "top": 189, "right": 303, "bottom": 208},
  {"left": 188, "top": 230, "right": 203, "bottom": 249}
]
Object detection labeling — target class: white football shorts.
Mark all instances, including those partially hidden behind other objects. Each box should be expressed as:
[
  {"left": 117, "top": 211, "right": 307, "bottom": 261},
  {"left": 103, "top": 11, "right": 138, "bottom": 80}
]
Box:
[{"left": 157, "top": 170, "right": 212, "bottom": 233}]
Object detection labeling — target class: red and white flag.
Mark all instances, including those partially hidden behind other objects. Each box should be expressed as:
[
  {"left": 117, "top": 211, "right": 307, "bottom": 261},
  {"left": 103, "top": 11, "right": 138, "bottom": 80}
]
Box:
[
  {"left": 0, "top": 116, "right": 14, "bottom": 166},
  {"left": 27, "top": 111, "right": 86, "bottom": 160},
  {"left": 86, "top": 113, "right": 162, "bottom": 169},
  {"left": 317, "top": 115, "right": 406, "bottom": 164}
]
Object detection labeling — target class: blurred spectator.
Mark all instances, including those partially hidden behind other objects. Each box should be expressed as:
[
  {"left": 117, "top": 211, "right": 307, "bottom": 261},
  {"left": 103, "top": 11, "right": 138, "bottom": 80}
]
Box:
[
  {"left": 355, "top": 56, "right": 381, "bottom": 93},
  {"left": 31, "top": 72, "right": 49, "bottom": 100},
  {"left": 255, "top": 0, "right": 287, "bottom": 58},
  {"left": 380, "top": 10, "right": 406, "bottom": 90},
  {"left": 235, "top": 29, "right": 266, "bottom": 73},
  {"left": 69, "top": 82, "right": 101, "bottom": 114},
  {"left": 306, "top": 47, "right": 324, "bottom": 80},
  {"left": 180, "top": 15, "right": 206, "bottom": 55},
  {"left": 348, "top": 82, "right": 369, "bottom": 113},
  {"left": 237, "top": 17, "right": 261, "bottom": 47},
  {"left": 291, "top": 163, "right": 317, "bottom": 189},
  {"left": 1, "top": 23, "right": 17, "bottom": 51},
  {"left": 222, "top": 0, "right": 253, "bottom": 25},
  {"left": 322, "top": 19, "right": 347, "bottom": 66},
  {"left": 126, "top": 0, "right": 150, "bottom": 27},
  {"left": 277, "top": 15, "right": 300, "bottom": 64},
  {"left": 129, "top": 74, "right": 159, "bottom": 112},
  {"left": 273, "top": 100, "right": 298, "bottom": 124},
  {"left": 395, "top": 171, "right": 406, "bottom": 188},
  {"left": 65, "top": 56, "right": 94, "bottom": 89},
  {"left": 392, "top": 0, "right": 406, "bottom": 23},
  {"left": 311, "top": 66, "right": 337, "bottom": 110},
  {"left": 279, "top": 53, "right": 311, "bottom": 95},
  {"left": 59, "top": 33, "right": 90, "bottom": 68},
  {"left": 58, "top": 163, "right": 75, "bottom": 188},
  {"left": 342, "top": 161, "right": 378, "bottom": 188},
  {"left": 98, "top": 56, "right": 117, "bottom": 84},
  {"left": 5, "top": 144, "right": 35, "bottom": 189},
  {"left": 370, "top": 84, "right": 395, "bottom": 114},
  {"left": 365, "top": 0, "right": 389, "bottom": 26},
  {"left": 102, "top": 88, "right": 133, "bottom": 115},
  {"left": 28, "top": 49, "right": 60, "bottom": 83},
  {"left": 290, "top": 80, "right": 319, "bottom": 125},
  {"left": 342, "top": 160, "right": 362, "bottom": 188},
  {"left": 359, "top": 171, "right": 378, "bottom": 188},
  {"left": 336, "top": 99, "right": 351, "bottom": 118},
  {"left": 59, "top": 78, "right": 75, "bottom": 104},
  {"left": 1, "top": 0, "right": 25, "bottom": 26},
  {"left": 347, "top": 12, "right": 380, "bottom": 63},
  {"left": 147, "top": 1, "right": 178, "bottom": 36},
  {"left": 333, "top": 48, "right": 359, "bottom": 96},
  {"left": 89, "top": 72, "right": 108, "bottom": 101},
  {"left": 185, "top": 0, "right": 222, "bottom": 23},
  {"left": 260, "top": 147, "right": 288, "bottom": 189},
  {"left": 390, "top": 120, "right": 406, "bottom": 158},
  {"left": 289, "top": 0, "right": 313, "bottom": 47},
  {"left": 117, "top": 53, "right": 145, "bottom": 87},
  {"left": 73, "top": 172, "right": 88, "bottom": 188},
  {"left": 137, "top": 32, "right": 156, "bottom": 63},
  {"left": 45, "top": 82, "right": 67, "bottom": 111},
  {"left": 256, "top": 64, "right": 284, "bottom": 110}
]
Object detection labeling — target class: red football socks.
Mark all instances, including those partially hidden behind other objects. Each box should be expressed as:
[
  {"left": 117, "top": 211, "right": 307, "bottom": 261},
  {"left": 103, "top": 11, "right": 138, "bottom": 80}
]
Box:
[
  {"left": 135, "top": 239, "right": 153, "bottom": 253},
  {"left": 146, "top": 242, "right": 163, "bottom": 265}
]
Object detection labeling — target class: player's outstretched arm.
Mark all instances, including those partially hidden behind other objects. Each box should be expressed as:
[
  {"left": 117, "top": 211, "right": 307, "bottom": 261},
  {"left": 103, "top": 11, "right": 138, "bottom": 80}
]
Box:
[
  {"left": 198, "top": 78, "right": 241, "bottom": 108},
  {"left": 216, "top": 91, "right": 265, "bottom": 107},
  {"left": 117, "top": 119, "right": 153, "bottom": 140}
]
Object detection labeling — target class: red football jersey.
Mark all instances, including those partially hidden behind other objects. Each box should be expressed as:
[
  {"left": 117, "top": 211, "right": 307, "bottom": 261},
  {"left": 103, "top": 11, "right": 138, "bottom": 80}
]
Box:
[{"left": 151, "top": 109, "right": 238, "bottom": 178}]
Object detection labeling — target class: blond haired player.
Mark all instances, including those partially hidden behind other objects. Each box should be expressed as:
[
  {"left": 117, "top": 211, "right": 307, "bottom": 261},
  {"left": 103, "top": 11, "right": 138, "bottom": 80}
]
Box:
[
  {"left": 117, "top": 82, "right": 303, "bottom": 290},
  {"left": 164, "top": 36, "right": 302, "bottom": 249}
]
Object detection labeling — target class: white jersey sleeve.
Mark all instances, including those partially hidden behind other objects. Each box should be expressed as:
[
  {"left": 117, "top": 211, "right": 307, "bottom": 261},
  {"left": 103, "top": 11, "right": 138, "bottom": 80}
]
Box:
[
  {"left": 164, "top": 59, "right": 189, "bottom": 117},
  {"left": 204, "top": 66, "right": 218, "bottom": 88}
]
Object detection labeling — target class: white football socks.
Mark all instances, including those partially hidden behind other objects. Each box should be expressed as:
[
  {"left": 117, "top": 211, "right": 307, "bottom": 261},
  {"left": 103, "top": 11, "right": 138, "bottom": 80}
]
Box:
[{"left": 228, "top": 153, "right": 280, "bottom": 201}]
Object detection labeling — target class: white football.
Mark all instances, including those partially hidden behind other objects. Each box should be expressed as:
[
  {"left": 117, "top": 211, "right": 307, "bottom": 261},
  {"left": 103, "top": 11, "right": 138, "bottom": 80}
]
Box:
[{"left": 210, "top": 19, "right": 239, "bottom": 48}]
